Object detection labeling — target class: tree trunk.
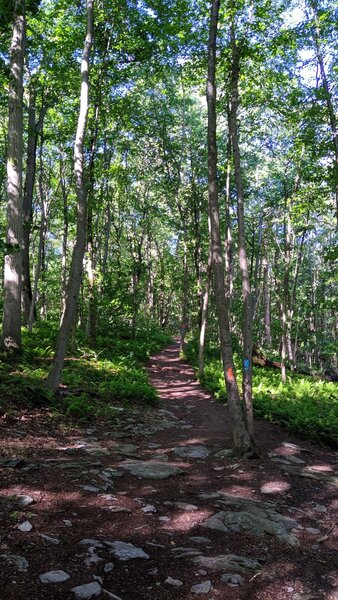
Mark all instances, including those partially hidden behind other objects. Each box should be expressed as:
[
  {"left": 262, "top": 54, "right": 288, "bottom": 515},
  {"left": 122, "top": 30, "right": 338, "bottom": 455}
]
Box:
[
  {"left": 2, "top": 1, "right": 25, "bottom": 351},
  {"left": 46, "top": 0, "right": 94, "bottom": 392},
  {"left": 228, "top": 23, "right": 254, "bottom": 437},
  {"left": 28, "top": 126, "right": 49, "bottom": 331},
  {"left": 198, "top": 244, "right": 212, "bottom": 377},
  {"left": 206, "top": 0, "right": 257, "bottom": 457},
  {"left": 310, "top": 0, "right": 338, "bottom": 228}
]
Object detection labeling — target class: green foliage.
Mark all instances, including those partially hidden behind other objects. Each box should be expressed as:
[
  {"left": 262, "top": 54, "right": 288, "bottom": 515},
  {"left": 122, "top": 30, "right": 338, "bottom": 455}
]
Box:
[
  {"left": 185, "top": 340, "right": 338, "bottom": 447},
  {"left": 0, "top": 322, "right": 170, "bottom": 421}
]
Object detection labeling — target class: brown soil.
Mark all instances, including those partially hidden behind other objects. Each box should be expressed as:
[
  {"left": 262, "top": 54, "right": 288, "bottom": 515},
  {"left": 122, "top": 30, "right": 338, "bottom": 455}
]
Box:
[{"left": 0, "top": 341, "right": 337, "bottom": 600}]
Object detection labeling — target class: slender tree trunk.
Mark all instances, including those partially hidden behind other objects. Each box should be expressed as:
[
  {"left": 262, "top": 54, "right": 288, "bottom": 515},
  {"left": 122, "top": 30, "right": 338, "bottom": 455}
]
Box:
[
  {"left": 58, "top": 147, "right": 69, "bottom": 319},
  {"left": 198, "top": 244, "right": 212, "bottom": 377},
  {"left": 46, "top": 0, "right": 94, "bottom": 392},
  {"left": 28, "top": 124, "right": 49, "bottom": 330},
  {"left": 224, "top": 133, "right": 233, "bottom": 300},
  {"left": 207, "top": 0, "right": 257, "bottom": 456},
  {"left": 22, "top": 90, "right": 36, "bottom": 323},
  {"left": 262, "top": 254, "right": 271, "bottom": 346},
  {"left": 228, "top": 23, "right": 254, "bottom": 437},
  {"left": 180, "top": 239, "right": 189, "bottom": 353},
  {"left": 310, "top": 1, "right": 338, "bottom": 228},
  {"left": 2, "top": 1, "right": 25, "bottom": 351}
]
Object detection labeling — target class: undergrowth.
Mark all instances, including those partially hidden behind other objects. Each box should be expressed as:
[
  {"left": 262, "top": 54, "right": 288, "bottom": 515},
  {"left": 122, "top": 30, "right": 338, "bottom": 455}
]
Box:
[
  {"left": 0, "top": 321, "right": 171, "bottom": 422},
  {"left": 184, "top": 339, "right": 338, "bottom": 447}
]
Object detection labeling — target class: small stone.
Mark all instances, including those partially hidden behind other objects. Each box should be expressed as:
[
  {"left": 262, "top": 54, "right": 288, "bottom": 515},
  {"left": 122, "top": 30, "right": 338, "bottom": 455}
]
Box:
[
  {"left": 71, "top": 581, "right": 102, "bottom": 599},
  {"left": 191, "top": 580, "right": 212, "bottom": 594},
  {"left": 104, "top": 563, "right": 114, "bottom": 573},
  {"left": 305, "top": 527, "right": 321, "bottom": 535},
  {"left": 173, "top": 502, "right": 198, "bottom": 511},
  {"left": 40, "top": 534, "right": 60, "bottom": 545},
  {"left": 80, "top": 485, "right": 101, "bottom": 493},
  {"left": 165, "top": 576, "right": 183, "bottom": 587},
  {"left": 39, "top": 570, "right": 70, "bottom": 584},
  {"left": 106, "top": 541, "right": 149, "bottom": 561},
  {"left": 16, "top": 495, "right": 34, "bottom": 507},
  {"left": 173, "top": 445, "right": 210, "bottom": 459},
  {"left": 63, "top": 519, "right": 73, "bottom": 527},
  {"left": 18, "top": 521, "right": 33, "bottom": 532},
  {"left": 102, "top": 591, "right": 123, "bottom": 600},
  {"left": 142, "top": 504, "right": 157, "bottom": 514},
  {"left": 221, "top": 573, "right": 244, "bottom": 587},
  {"left": 120, "top": 461, "right": 184, "bottom": 479},
  {"left": 313, "top": 504, "right": 327, "bottom": 513},
  {"left": 188, "top": 537, "right": 213, "bottom": 545}
]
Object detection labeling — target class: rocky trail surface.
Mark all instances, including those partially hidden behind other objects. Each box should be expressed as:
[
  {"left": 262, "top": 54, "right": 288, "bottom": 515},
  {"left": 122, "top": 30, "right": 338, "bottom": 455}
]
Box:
[{"left": 0, "top": 342, "right": 337, "bottom": 600}]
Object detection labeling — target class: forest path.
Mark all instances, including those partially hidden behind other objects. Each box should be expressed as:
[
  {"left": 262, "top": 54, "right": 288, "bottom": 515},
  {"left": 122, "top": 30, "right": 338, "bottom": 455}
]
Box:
[{"left": 0, "top": 341, "right": 337, "bottom": 600}]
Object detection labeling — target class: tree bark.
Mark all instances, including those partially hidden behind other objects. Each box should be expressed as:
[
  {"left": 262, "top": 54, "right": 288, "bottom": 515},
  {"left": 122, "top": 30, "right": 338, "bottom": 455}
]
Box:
[
  {"left": 206, "top": 0, "right": 257, "bottom": 456},
  {"left": 46, "top": 0, "right": 94, "bottom": 392},
  {"left": 198, "top": 244, "right": 212, "bottom": 377},
  {"left": 228, "top": 23, "right": 254, "bottom": 437},
  {"left": 2, "top": 0, "right": 25, "bottom": 351}
]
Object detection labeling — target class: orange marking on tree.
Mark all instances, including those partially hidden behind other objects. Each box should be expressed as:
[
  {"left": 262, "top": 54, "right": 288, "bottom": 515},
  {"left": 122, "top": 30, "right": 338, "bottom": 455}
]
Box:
[{"left": 227, "top": 367, "right": 234, "bottom": 381}]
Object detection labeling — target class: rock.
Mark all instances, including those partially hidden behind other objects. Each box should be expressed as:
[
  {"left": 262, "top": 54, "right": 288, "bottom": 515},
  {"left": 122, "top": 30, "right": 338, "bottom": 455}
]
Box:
[
  {"left": 188, "top": 536, "right": 213, "bottom": 545},
  {"left": 165, "top": 576, "right": 183, "bottom": 587},
  {"left": 281, "top": 465, "right": 338, "bottom": 487},
  {"left": 117, "top": 443, "right": 139, "bottom": 454},
  {"left": 192, "top": 554, "right": 261, "bottom": 573},
  {"left": 173, "top": 502, "right": 198, "bottom": 511},
  {"left": 106, "top": 541, "right": 149, "bottom": 560},
  {"left": 120, "top": 461, "right": 184, "bottom": 479},
  {"left": 40, "top": 534, "right": 60, "bottom": 545},
  {"left": 200, "top": 492, "right": 299, "bottom": 546},
  {"left": 80, "top": 485, "right": 101, "bottom": 493},
  {"left": 221, "top": 573, "right": 244, "bottom": 587},
  {"left": 191, "top": 580, "right": 212, "bottom": 594},
  {"left": 142, "top": 504, "right": 156, "bottom": 513},
  {"left": 104, "top": 563, "right": 114, "bottom": 573},
  {"left": 172, "top": 547, "right": 203, "bottom": 559},
  {"left": 0, "top": 457, "right": 26, "bottom": 468},
  {"left": 16, "top": 495, "right": 34, "bottom": 507},
  {"left": 71, "top": 582, "right": 102, "bottom": 599},
  {"left": 313, "top": 504, "right": 327, "bottom": 513},
  {"left": 305, "top": 527, "right": 321, "bottom": 535},
  {"left": 63, "top": 519, "right": 73, "bottom": 527},
  {"left": 18, "top": 520, "right": 33, "bottom": 532},
  {"left": 39, "top": 570, "right": 70, "bottom": 584},
  {"left": 0, "top": 554, "right": 29, "bottom": 572},
  {"left": 173, "top": 445, "right": 210, "bottom": 459},
  {"left": 215, "top": 448, "right": 234, "bottom": 458}
]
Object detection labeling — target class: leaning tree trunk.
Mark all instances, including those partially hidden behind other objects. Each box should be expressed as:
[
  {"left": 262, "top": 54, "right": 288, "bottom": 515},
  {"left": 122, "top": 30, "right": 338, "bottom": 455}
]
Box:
[
  {"left": 206, "top": 0, "right": 257, "bottom": 457},
  {"left": 1, "top": 0, "right": 25, "bottom": 351},
  {"left": 198, "top": 244, "right": 212, "bottom": 377},
  {"left": 229, "top": 24, "right": 254, "bottom": 437},
  {"left": 46, "top": 0, "right": 94, "bottom": 392}
]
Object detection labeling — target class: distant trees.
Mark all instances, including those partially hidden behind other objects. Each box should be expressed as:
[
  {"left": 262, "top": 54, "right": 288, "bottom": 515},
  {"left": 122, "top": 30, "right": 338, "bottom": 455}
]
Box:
[{"left": 0, "top": 0, "right": 336, "bottom": 409}]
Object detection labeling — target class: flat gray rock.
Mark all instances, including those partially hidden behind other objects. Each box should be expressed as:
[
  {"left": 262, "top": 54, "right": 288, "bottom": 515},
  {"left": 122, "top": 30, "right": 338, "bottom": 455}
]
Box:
[
  {"left": 199, "top": 491, "right": 299, "bottom": 546},
  {"left": 192, "top": 554, "right": 261, "bottom": 573},
  {"left": 106, "top": 541, "right": 149, "bottom": 561},
  {"left": 281, "top": 465, "right": 338, "bottom": 487},
  {"left": 39, "top": 570, "right": 70, "bottom": 584},
  {"left": 165, "top": 577, "right": 183, "bottom": 587},
  {"left": 191, "top": 580, "right": 212, "bottom": 594},
  {"left": 120, "top": 461, "right": 184, "bottom": 479},
  {"left": 221, "top": 573, "right": 244, "bottom": 586},
  {"left": 173, "top": 445, "right": 210, "bottom": 459},
  {"left": 71, "top": 582, "right": 102, "bottom": 599}
]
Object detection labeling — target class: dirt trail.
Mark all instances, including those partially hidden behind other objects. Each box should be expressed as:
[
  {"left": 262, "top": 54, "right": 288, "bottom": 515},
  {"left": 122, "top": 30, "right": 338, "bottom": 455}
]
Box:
[{"left": 0, "top": 341, "right": 337, "bottom": 600}]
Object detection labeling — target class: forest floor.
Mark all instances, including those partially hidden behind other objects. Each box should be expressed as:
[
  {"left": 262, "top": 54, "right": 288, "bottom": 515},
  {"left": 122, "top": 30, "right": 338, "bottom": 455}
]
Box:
[{"left": 0, "top": 341, "right": 337, "bottom": 600}]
